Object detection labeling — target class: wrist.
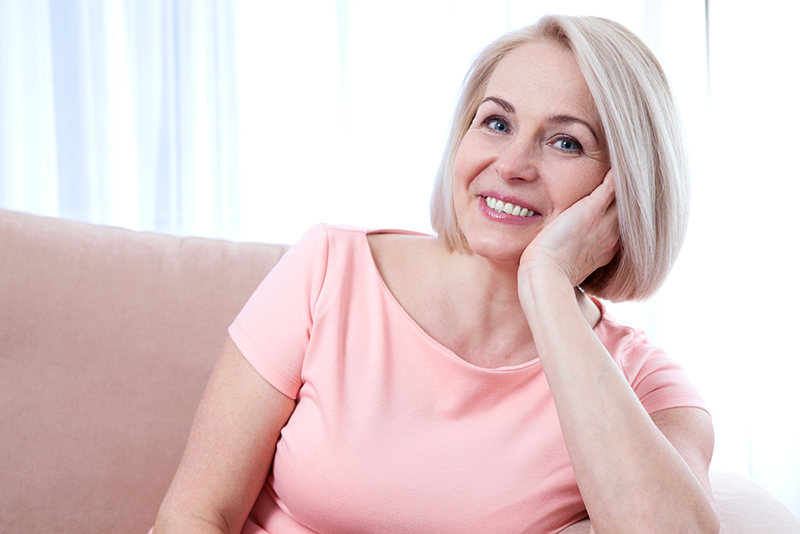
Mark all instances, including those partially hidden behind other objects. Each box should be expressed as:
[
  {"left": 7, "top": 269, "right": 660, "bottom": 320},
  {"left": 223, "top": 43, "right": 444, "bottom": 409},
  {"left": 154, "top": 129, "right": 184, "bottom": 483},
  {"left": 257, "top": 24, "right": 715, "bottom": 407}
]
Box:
[
  {"left": 518, "top": 257, "right": 575, "bottom": 296},
  {"left": 518, "top": 259, "right": 583, "bottom": 329}
]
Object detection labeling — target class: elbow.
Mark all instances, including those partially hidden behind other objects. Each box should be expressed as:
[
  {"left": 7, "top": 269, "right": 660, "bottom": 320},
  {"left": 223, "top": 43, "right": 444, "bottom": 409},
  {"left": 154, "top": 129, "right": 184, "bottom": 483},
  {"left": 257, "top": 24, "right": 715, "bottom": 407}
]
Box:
[
  {"left": 698, "top": 500, "right": 721, "bottom": 534},
  {"left": 663, "top": 497, "right": 721, "bottom": 534},
  {"left": 666, "top": 497, "right": 721, "bottom": 534},
  {"left": 679, "top": 491, "right": 720, "bottom": 534}
]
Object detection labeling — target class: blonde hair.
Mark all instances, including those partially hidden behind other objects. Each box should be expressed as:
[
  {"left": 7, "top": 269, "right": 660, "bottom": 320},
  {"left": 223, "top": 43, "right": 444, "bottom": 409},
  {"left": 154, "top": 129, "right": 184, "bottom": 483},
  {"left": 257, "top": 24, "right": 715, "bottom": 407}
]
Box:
[{"left": 430, "top": 15, "right": 689, "bottom": 302}]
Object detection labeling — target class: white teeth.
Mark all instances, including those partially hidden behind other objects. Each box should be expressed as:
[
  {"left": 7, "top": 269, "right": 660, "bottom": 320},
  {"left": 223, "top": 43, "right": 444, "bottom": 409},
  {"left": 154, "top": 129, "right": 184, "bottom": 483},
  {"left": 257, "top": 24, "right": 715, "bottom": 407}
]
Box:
[{"left": 484, "top": 196, "right": 535, "bottom": 217}]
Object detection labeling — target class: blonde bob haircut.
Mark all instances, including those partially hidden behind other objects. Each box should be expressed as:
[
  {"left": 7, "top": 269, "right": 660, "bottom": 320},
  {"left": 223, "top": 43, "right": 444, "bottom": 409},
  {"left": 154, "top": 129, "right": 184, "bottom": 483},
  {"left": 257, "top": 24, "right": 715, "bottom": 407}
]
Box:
[{"left": 430, "top": 15, "right": 689, "bottom": 302}]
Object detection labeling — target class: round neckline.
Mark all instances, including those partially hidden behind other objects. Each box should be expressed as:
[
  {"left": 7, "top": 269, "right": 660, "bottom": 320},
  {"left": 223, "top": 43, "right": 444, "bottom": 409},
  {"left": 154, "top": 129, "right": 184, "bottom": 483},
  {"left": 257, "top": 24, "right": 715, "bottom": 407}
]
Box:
[{"left": 363, "top": 228, "right": 547, "bottom": 373}]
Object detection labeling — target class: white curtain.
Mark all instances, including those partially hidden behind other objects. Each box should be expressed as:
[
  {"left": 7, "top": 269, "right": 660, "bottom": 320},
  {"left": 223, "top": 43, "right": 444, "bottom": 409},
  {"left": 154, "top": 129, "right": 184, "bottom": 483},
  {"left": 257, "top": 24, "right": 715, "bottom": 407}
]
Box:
[
  {"left": 698, "top": 0, "right": 800, "bottom": 515},
  {"left": 1, "top": 0, "right": 798, "bottom": 517},
  {"left": 0, "top": 0, "right": 238, "bottom": 237}
]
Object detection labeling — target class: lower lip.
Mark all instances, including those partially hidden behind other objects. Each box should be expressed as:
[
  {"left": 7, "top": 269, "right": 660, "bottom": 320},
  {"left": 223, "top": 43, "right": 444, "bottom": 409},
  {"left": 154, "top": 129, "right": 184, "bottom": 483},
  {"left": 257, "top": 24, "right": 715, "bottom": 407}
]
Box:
[{"left": 479, "top": 197, "right": 541, "bottom": 226}]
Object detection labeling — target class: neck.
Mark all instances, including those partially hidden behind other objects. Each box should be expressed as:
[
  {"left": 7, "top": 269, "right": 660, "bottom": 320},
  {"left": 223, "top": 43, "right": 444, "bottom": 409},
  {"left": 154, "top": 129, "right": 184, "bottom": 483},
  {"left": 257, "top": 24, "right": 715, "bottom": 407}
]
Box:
[
  {"left": 434, "top": 245, "right": 600, "bottom": 368},
  {"left": 435, "top": 248, "right": 537, "bottom": 367}
]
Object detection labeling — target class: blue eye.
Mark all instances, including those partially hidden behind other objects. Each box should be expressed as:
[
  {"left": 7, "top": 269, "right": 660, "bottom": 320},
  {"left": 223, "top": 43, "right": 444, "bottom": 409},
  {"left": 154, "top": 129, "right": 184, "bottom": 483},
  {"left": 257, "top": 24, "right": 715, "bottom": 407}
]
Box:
[
  {"left": 485, "top": 117, "right": 510, "bottom": 133},
  {"left": 553, "top": 137, "right": 582, "bottom": 152}
]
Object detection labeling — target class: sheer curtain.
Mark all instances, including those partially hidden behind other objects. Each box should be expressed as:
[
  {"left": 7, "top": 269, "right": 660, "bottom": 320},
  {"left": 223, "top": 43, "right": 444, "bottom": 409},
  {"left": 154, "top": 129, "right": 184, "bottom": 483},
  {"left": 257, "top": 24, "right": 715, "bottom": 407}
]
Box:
[
  {"left": 0, "top": 0, "right": 238, "bottom": 237},
  {"left": 1, "top": 0, "right": 797, "bottom": 517},
  {"left": 698, "top": 0, "right": 800, "bottom": 515}
]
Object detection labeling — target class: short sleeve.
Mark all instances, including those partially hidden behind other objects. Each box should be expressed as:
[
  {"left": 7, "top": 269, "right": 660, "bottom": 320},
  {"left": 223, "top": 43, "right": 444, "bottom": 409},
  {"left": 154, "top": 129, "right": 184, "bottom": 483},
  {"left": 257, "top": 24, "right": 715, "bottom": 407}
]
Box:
[
  {"left": 597, "top": 318, "right": 708, "bottom": 415},
  {"left": 228, "top": 224, "right": 330, "bottom": 399}
]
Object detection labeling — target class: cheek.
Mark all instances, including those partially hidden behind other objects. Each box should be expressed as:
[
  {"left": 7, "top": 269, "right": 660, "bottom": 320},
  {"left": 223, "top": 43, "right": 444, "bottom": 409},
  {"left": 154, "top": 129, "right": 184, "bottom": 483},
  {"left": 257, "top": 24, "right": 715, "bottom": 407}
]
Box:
[
  {"left": 452, "top": 132, "right": 488, "bottom": 188},
  {"left": 451, "top": 144, "right": 472, "bottom": 188},
  {"left": 546, "top": 159, "right": 609, "bottom": 208}
]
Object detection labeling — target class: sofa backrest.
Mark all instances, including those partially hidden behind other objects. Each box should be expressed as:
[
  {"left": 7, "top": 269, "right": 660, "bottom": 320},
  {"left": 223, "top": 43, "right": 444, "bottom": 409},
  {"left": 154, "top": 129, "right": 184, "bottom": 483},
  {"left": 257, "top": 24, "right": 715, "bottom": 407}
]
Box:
[{"left": 0, "top": 208, "right": 289, "bottom": 534}]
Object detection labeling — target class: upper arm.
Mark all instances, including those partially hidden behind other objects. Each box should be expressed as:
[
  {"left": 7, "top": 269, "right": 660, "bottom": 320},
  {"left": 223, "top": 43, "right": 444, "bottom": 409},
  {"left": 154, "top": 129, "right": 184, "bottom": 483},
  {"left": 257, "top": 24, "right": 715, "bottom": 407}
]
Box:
[
  {"left": 155, "top": 336, "right": 296, "bottom": 534},
  {"left": 651, "top": 407, "right": 716, "bottom": 503}
]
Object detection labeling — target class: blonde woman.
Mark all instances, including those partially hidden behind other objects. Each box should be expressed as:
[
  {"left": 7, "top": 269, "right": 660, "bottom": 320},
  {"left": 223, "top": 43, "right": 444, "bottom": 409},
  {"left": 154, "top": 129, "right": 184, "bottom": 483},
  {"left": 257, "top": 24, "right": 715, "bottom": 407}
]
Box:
[{"left": 154, "top": 15, "right": 718, "bottom": 534}]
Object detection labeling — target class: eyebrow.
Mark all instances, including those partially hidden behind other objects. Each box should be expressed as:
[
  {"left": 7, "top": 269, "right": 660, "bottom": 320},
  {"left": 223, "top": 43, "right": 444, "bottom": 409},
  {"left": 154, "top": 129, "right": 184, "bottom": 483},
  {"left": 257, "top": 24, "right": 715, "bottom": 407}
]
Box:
[
  {"left": 480, "top": 96, "right": 514, "bottom": 113},
  {"left": 479, "top": 96, "right": 600, "bottom": 142},
  {"left": 546, "top": 114, "right": 600, "bottom": 142}
]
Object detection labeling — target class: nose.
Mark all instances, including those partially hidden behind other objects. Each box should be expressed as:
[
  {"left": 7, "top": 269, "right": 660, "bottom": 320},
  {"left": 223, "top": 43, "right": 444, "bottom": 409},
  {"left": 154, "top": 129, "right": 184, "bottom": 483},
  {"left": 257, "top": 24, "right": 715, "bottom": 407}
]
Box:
[{"left": 494, "top": 138, "right": 539, "bottom": 183}]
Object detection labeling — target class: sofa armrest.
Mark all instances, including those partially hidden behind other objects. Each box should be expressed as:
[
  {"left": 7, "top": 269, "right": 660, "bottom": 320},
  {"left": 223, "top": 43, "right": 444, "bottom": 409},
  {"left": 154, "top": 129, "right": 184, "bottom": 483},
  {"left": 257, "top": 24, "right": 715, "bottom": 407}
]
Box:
[{"left": 711, "top": 469, "right": 800, "bottom": 533}]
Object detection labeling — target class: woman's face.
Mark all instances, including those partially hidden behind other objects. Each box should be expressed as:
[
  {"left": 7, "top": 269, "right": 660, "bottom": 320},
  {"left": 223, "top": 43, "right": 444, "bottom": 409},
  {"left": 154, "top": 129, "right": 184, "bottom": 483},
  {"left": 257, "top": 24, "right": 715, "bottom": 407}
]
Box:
[{"left": 452, "top": 41, "right": 610, "bottom": 265}]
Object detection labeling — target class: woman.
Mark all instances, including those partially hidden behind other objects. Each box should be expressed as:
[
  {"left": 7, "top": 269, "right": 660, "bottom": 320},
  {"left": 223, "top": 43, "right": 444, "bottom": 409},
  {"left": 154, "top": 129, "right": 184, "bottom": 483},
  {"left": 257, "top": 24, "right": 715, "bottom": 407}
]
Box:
[{"left": 154, "top": 15, "right": 719, "bottom": 534}]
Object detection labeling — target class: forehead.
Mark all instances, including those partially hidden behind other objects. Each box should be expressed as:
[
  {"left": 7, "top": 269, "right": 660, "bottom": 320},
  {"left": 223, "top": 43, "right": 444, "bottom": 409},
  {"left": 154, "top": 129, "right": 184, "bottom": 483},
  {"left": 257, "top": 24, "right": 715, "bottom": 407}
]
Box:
[{"left": 485, "top": 41, "right": 596, "bottom": 117}]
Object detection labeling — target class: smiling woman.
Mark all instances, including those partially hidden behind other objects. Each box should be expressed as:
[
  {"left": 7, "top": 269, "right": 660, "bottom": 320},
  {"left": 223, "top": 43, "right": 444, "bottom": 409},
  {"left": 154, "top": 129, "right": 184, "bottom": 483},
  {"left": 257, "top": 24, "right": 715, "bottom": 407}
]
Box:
[{"left": 154, "top": 14, "right": 719, "bottom": 534}]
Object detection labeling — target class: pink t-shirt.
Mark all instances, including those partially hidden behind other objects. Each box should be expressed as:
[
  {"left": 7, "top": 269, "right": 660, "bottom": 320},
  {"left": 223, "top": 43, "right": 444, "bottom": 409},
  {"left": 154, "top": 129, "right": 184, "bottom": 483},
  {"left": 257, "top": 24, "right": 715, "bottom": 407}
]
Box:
[{"left": 229, "top": 224, "right": 707, "bottom": 534}]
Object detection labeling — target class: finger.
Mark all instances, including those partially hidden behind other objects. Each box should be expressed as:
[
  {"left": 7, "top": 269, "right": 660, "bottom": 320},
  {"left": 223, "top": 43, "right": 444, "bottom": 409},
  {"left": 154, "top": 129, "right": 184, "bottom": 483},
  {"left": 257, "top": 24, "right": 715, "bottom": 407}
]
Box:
[
  {"left": 593, "top": 169, "right": 616, "bottom": 209},
  {"left": 603, "top": 167, "right": 615, "bottom": 190}
]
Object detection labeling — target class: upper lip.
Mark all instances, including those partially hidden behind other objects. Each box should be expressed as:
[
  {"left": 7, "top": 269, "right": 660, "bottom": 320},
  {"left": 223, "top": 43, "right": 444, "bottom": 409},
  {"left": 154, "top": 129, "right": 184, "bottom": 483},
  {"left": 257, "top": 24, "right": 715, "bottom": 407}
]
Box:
[{"left": 480, "top": 191, "right": 539, "bottom": 214}]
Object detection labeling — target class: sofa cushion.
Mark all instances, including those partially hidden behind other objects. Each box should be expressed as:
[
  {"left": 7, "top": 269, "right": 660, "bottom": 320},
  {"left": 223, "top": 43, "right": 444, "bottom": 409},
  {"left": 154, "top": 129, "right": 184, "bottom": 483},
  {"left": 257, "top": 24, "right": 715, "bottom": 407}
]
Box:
[{"left": 0, "top": 209, "right": 288, "bottom": 534}]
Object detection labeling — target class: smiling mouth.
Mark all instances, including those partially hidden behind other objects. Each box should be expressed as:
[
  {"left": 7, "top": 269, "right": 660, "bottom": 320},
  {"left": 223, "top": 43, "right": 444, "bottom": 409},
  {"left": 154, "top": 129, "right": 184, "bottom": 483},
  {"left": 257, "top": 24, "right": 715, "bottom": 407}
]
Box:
[{"left": 484, "top": 196, "right": 536, "bottom": 217}]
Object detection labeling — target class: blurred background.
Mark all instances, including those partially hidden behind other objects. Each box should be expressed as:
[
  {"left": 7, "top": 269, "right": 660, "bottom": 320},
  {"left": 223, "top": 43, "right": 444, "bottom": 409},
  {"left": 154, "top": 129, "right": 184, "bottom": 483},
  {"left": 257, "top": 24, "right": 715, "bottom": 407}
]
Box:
[{"left": 1, "top": 0, "right": 798, "bottom": 517}]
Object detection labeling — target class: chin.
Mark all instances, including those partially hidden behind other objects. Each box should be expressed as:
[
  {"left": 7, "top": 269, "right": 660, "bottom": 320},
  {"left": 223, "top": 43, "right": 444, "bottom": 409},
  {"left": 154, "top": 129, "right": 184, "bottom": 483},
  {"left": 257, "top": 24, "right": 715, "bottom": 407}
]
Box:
[{"left": 466, "top": 237, "right": 526, "bottom": 266}]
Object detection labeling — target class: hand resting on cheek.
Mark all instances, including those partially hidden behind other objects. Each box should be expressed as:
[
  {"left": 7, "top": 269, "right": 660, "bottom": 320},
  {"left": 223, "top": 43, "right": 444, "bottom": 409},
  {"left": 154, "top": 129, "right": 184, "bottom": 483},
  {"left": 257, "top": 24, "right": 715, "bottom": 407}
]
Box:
[{"left": 519, "top": 169, "right": 620, "bottom": 289}]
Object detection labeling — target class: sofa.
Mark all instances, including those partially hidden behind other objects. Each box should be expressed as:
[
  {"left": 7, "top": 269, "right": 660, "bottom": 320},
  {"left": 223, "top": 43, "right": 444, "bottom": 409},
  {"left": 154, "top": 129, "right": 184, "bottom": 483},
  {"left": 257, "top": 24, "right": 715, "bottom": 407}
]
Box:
[{"left": 1, "top": 207, "right": 798, "bottom": 534}]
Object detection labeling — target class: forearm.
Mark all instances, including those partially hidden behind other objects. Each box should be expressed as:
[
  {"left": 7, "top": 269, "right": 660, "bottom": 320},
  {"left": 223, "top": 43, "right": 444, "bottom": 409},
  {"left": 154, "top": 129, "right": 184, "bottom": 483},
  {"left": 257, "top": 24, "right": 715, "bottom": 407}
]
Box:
[{"left": 520, "top": 267, "right": 717, "bottom": 534}]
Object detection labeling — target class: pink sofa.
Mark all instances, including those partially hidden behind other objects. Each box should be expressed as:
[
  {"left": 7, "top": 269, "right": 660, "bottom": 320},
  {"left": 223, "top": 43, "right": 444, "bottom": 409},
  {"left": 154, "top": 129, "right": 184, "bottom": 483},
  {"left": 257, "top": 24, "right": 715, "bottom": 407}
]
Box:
[{"left": 1, "top": 207, "right": 798, "bottom": 534}]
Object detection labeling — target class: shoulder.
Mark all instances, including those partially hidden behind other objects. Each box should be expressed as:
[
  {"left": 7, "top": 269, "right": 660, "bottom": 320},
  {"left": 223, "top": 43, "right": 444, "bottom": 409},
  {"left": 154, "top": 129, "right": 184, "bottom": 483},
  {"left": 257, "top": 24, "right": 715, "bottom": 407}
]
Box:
[
  {"left": 367, "top": 230, "right": 439, "bottom": 263},
  {"left": 289, "top": 224, "right": 444, "bottom": 296},
  {"left": 301, "top": 224, "right": 432, "bottom": 255},
  {"left": 595, "top": 306, "right": 708, "bottom": 413},
  {"left": 367, "top": 231, "right": 444, "bottom": 287},
  {"left": 592, "top": 302, "right": 651, "bottom": 356},
  {"left": 301, "top": 223, "right": 365, "bottom": 245},
  {"left": 593, "top": 307, "right": 670, "bottom": 383},
  {"left": 286, "top": 224, "right": 367, "bottom": 266}
]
